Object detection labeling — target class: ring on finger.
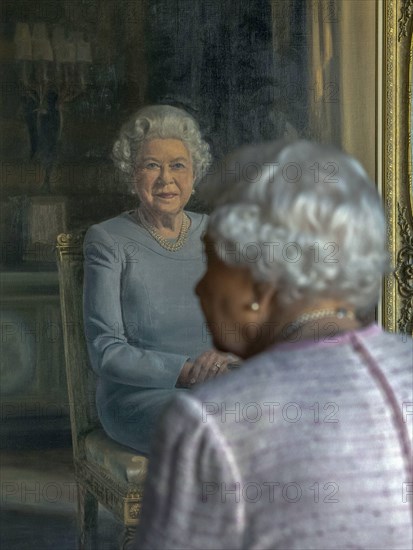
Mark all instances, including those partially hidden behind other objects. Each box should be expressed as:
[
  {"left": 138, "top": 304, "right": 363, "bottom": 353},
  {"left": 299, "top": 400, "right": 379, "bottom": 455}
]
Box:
[{"left": 213, "top": 362, "right": 222, "bottom": 372}]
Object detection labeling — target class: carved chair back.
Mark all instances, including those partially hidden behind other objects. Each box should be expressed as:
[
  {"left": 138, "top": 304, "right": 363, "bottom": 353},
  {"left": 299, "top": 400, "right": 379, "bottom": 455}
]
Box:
[{"left": 56, "top": 232, "right": 99, "bottom": 458}]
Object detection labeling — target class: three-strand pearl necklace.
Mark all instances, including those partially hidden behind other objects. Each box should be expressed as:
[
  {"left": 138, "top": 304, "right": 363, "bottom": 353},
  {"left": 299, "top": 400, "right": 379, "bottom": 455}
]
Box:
[{"left": 137, "top": 209, "right": 191, "bottom": 252}]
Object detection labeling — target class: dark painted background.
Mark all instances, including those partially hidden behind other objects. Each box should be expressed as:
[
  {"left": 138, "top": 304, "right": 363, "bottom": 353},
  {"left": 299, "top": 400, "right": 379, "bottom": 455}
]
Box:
[{"left": 0, "top": 0, "right": 307, "bottom": 237}]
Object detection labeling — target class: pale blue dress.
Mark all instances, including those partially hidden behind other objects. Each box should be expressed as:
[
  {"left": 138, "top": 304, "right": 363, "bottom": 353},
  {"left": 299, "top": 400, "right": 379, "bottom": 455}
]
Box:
[{"left": 83, "top": 210, "right": 211, "bottom": 455}]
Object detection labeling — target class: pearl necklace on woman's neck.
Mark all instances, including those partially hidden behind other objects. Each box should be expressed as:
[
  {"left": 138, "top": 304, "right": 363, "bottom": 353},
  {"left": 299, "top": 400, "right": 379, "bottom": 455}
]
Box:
[
  {"left": 136, "top": 209, "right": 191, "bottom": 252},
  {"left": 282, "top": 308, "right": 356, "bottom": 339}
]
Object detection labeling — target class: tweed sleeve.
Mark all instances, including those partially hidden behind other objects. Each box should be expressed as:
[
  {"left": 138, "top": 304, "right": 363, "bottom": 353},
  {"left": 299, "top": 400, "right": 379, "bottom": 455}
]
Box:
[{"left": 135, "top": 392, "right": 245, "bottom": 550}]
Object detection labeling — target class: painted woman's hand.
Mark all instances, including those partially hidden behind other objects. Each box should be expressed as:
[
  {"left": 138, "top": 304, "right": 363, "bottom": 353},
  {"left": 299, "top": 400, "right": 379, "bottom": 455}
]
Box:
[{"left": 176, "top": 350, "right": 241, "bottom": 388}]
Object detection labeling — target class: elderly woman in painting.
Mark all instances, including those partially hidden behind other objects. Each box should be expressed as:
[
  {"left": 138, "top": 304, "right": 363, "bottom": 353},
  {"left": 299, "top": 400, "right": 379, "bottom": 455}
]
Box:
[
  {"left": 83, "top": 105, "right": 235, "bottom": 455},
  {"left": 135, "top": 140, "right": 412, "bottom": 549}
]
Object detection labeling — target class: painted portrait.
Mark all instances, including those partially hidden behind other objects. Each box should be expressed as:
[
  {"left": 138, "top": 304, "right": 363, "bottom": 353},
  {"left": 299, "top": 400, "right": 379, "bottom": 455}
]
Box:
[{"left": 0, "top": 1, "right": 411, "bottom": 548}]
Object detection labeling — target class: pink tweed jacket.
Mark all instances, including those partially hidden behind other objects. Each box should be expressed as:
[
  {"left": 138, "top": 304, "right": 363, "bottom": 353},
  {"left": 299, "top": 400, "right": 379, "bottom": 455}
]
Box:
[{"left": 135, "top": 324, "right": 413, "bottom": 549}]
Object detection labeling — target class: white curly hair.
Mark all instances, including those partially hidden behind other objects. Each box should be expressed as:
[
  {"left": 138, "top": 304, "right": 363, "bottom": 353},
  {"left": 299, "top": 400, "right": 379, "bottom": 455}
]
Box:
[
  {"left": 200, "top": 140, "right": 389, "bottom": 311},
  {"left": 112, "top": 105, "right": 212, "bottom": 187}
]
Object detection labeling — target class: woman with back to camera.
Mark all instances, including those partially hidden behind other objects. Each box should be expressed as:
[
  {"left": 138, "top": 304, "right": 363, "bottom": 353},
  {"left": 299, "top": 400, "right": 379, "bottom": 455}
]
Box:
[
  {"left": 135, "top": 140, "right": 412, "bottom": 549},
  {"left": 83, "top": 105, "right": 235, "bottom": 455}
]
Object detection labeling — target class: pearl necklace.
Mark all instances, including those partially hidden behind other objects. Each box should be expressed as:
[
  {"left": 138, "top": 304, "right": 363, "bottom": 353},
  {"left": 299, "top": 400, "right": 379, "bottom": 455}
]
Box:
[
  {"left": 283, "top": 308, "right": 356, "bottom": 339},
  {"left": 137, "top": 209, "right": 191, "bottom": 252}
]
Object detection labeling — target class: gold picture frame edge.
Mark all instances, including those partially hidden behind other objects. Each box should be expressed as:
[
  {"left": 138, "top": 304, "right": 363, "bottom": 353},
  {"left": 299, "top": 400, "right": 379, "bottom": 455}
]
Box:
[{"left": 381, "top": 0, "right": 413, "bottom": 335}]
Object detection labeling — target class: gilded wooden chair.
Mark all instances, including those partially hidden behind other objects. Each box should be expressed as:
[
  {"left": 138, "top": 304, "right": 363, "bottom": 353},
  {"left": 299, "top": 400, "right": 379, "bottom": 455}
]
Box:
[{"left": 56, "top": 232, "right": 148, "bottom": 550}]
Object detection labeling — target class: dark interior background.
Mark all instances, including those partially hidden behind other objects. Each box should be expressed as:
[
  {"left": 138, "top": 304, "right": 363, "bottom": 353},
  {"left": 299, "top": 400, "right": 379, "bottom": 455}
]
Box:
[{"left": 0, "top": 0, "right": 307, "bottom": 239}]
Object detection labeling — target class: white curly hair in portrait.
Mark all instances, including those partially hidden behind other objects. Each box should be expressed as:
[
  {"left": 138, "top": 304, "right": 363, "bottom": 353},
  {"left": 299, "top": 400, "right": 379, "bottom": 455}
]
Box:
[
  {"left": 200, "top": 140, "right": 389, "bottom": 311},
  {"left": 112, "top": 105, "right": 212, "bottom": 188}
]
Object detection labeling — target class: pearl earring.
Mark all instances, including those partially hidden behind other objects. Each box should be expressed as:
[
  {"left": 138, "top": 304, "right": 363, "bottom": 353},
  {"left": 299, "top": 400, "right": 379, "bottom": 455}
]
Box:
[
  {"left": 191, "top": 189, "right": 195, "bottom": 195},
  {"left": 250, "top": 302, "right": 260, "bottom": 311}
]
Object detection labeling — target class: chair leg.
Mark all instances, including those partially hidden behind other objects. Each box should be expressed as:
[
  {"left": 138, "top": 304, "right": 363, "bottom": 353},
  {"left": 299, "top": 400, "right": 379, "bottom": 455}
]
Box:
[
  {"left": 120, "top": 526, "right": 136, "bottom": 550},
  {"left": 77, "top": 484, "right": 98, "bottom": 550}
]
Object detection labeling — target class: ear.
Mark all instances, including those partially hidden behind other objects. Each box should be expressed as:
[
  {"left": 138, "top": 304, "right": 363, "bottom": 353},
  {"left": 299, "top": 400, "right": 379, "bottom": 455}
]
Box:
[
  {"left": 242, "top": 276, "right": 278, "bottom": 322},
  {"left": 253, "top": 282, "right": 278, "bottom": 314}
]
